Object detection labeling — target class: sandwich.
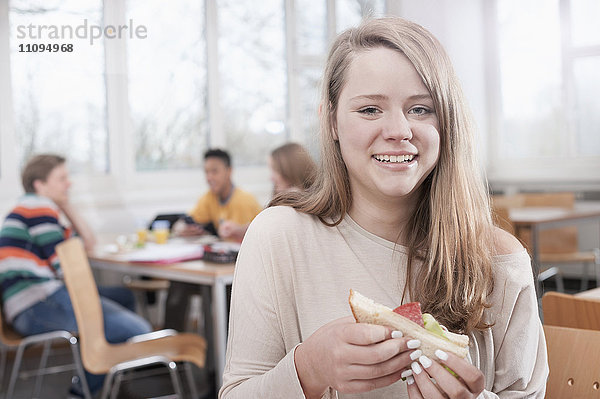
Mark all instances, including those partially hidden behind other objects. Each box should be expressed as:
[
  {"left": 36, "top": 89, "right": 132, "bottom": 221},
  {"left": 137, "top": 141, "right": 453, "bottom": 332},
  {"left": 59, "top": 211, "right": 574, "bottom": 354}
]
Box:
[{"left": 348, "top": 289, "right": 469, "bottom": 359}]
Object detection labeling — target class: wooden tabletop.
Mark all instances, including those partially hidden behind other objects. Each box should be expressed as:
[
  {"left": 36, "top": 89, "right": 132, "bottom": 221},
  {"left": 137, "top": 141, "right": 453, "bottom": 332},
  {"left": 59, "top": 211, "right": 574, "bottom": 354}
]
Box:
[
  {"left": 88, "top": 252, "right": 235, "bottom": 277},
  {"left": 89, "top": 234, "right": 235, "bottom": 278},
  {"left": 509, "top": 201, "right": 600, "bottom": 226}
]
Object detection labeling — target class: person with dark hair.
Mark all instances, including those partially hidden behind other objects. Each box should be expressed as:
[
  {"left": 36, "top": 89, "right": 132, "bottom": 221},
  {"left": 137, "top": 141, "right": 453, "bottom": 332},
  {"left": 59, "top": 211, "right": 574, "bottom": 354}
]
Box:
[
  {"left": 166, "top": 148, "right": 262, "bottom": 358},
  {"left": 173, "top": 148, "right": 262, "bottom": 241},
  {"left": 0, "top": 154, "right": 152, "bottom": 398}
]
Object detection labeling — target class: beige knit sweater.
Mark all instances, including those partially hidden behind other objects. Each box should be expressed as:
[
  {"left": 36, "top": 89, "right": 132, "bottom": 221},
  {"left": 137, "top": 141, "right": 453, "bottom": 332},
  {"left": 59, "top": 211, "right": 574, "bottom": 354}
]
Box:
[{"left": 219, "top": 206, "right": 548, "bottom": 398}]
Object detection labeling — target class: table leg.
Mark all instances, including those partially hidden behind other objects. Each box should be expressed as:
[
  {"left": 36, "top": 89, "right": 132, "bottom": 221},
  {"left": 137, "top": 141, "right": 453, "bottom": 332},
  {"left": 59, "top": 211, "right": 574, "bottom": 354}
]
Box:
[{"left": 212, "top": 277, "right": 228, "bottom": 391}]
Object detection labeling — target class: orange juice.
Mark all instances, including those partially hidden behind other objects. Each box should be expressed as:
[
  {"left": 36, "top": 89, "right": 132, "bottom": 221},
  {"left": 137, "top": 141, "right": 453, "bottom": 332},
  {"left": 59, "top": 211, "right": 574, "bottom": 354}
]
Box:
[
  {"left": 154, "top": 228, "right": 169, "bottom": 244},
  {"left": 136, "top": 228, "right": 148, "bottom": 245}
]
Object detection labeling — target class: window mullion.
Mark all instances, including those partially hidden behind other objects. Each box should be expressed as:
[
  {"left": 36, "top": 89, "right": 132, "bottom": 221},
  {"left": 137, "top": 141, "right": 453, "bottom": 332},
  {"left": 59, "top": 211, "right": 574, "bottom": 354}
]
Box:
[
  {"left": 104, "top": 0, "right": 133, "bottom": 181},
  {"left": 560, "top": 0, "right": 577, "bottom": 158},
  {"left": 0, "top": 0, "right": 19, "bottom": 192},
  {"left": 483, "top": 0, "right": 502, "bottom": 177},
  {"left": 285, "top": 0, "right": 301, "bottom": 144},
  {"left": 206, "top": 0, "right": 224, "bottom": 148}
]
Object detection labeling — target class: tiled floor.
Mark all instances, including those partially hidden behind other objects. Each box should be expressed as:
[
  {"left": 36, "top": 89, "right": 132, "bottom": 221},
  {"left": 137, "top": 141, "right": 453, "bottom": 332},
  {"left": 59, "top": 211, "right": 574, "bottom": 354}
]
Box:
[{"left": 1, "top": 345, "right": 216, "bottom": 399}]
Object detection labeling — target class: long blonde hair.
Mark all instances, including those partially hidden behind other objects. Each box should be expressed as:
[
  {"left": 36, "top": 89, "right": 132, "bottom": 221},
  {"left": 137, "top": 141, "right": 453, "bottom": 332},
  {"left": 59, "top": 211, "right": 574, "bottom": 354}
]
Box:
[{"left": 271, "top": 17, "right": 494, "bottom": 333}]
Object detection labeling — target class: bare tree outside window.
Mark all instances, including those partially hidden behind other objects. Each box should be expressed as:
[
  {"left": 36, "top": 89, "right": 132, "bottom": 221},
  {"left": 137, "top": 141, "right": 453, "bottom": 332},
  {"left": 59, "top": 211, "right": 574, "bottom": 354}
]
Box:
[
  {"left": 127, "top": 0, "right": 208, "bottom": 171},
  {"left": 9, "top": 0, "right": 107, "bottom": 173},
  {"left": 296, "top": 0, "right": 327, "bottom": 56},
  {"left": 298, "top": 68, "right": 322, "bottom": 157},
  {"left": 336, "top": 0, "right": 385, "bottom": 33},
  {"left": 218, "top": 0, "right": 287, "bottom": 166}
]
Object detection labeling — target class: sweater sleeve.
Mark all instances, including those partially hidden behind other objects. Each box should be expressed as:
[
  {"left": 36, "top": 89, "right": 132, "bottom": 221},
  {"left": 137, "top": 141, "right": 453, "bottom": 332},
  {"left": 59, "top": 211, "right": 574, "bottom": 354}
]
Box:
[
  {"left": 477, "top": 252, "right": 548, "bottom": 398},
  {"left": 219, "top": 213, "right": 308, "bottom": 398}
]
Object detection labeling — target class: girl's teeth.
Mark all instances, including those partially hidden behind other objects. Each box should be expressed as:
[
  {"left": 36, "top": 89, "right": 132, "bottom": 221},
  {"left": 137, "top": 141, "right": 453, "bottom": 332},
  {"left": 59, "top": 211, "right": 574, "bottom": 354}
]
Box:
[{"left": 374, "top": 154, "right": 415, "bottom": 163}]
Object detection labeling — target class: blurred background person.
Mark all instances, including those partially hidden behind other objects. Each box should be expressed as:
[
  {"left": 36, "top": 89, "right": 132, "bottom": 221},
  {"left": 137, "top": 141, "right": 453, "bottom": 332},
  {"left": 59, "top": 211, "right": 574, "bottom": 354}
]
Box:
[
  {"left": 0, "top": 154, "right": 151, "bottom": 398},
  {"left": 269, "top": 142, "right": 316, "bottom": 196},
  {"left": 173, "top": 148, "right": 262, "bottom": 242}
]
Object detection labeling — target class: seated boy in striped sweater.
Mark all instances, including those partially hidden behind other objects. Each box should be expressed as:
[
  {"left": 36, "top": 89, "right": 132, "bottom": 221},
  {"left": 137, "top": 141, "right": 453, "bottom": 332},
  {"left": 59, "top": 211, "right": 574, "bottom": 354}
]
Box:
[{"left": 0, "top": 154, "right": 152, "bottom": 398}]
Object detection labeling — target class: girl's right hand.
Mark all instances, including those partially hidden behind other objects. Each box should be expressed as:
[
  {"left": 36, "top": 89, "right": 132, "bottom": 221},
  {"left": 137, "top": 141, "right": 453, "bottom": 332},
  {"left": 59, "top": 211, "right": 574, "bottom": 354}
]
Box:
[{"left": 294, "top": 316, "right": 420, "bottom": 398}]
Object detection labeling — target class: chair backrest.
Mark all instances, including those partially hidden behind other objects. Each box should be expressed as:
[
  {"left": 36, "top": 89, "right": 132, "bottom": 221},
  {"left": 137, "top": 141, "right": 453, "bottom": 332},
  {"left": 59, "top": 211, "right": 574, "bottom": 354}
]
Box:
[
  {"left": 543, "top": 291, "right": 600, "bottom": 330},
  {"left": 544, "top": 325, "right": 600, "bottom": 398},
  {"left": 55, "top": 238, "right": 109, "bottom": 367},
  {"left": 494, "top": 192, "right": 579, "bottom": 254},
  {"left": 522, "top": 192, "right": 575, "bottom": 209}
]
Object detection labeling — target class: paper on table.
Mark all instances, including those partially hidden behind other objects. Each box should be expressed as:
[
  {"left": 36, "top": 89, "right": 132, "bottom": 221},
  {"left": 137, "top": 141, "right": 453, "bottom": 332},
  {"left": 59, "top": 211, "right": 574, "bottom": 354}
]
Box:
[
  {"left": 121, "top": 243, "right": 205, "bottom": 264},
  {"left": 209, "top": 241, "right": 241, "bottom": 252}
]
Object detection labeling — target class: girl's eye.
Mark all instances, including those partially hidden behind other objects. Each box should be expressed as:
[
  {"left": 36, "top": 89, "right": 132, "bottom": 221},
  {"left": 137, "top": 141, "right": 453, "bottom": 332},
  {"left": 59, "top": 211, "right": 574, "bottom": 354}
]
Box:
[
  {"left": 408, "top": 106, "right": 432, "bottom": 116},
  {"left": 358, "top": 107, "right": 380, "bottom": 115}
]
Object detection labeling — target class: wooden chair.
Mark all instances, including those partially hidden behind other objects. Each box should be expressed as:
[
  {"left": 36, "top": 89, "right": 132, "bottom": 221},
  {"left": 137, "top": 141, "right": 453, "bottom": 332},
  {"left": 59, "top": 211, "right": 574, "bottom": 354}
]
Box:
[
  {"left": 56, "top": 238, "right": 206, "bottom": 399},
  {"left": 0, "top": 304, "right": 90, "bottom": 398},
  {"left": 544, "top": 325, "right": 600, "bottom": 398},
  {"left": 542, "top": 291, "right": 600, "bottom": 330}
]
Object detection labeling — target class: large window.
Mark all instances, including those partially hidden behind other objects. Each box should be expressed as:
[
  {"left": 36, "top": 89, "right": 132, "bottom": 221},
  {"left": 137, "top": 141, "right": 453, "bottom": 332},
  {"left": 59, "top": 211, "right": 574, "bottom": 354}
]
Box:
[
  {"left": 491, "top": 0, "right": 600, "bottom": 179},
  {"left": 9, "top": 0, "right": 107, "bottom": 173},
  {"left": 127, "top": 0, "right": 208, "bottom": 171},
  {"left": 2, "top": 0, "right": 390, "bottom": 186},
  {"left": 217, "top": 0, "right": 287, "bottom": 166}
]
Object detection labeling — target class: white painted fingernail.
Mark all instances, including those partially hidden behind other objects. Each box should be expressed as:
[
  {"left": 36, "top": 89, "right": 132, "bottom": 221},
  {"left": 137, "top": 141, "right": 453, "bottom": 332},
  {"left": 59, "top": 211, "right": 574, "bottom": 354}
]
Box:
[
  {"left": 435, "top": 349, "right": 448, "bottom": 361},
  {"left": 419, "top": 355, "right": 432, "bottom": 369},
  {"left": 406, "top": 376, "right": 415, "bottom": 385},
  {"left": 410, "top": 349, "right": 422, "bottom": 360},
  {"left": 401, "top": 369, "right": 413, "bottom": 378},
  {"left": 391, "top": 330, "right": 403, "bottom": 339},
  {"left": 411, "top": 361, "right": 422, "bottom": 375},
  {"left": 407, "top": 339, "right": 421, "bottom": 349}
]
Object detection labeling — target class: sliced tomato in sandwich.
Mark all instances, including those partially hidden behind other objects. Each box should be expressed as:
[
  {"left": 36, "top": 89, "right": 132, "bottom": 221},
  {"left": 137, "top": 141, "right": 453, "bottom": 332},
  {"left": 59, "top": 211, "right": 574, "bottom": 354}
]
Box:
[{"left": 392, "top": 302, "right": 424, "bottom": 327}]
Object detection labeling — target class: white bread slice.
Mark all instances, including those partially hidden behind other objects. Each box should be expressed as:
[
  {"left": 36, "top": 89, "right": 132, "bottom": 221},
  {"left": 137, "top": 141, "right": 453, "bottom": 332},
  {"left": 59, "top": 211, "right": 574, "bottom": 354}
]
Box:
[{"left": 349, "top": 290, "right": 469, "bottom": 359}]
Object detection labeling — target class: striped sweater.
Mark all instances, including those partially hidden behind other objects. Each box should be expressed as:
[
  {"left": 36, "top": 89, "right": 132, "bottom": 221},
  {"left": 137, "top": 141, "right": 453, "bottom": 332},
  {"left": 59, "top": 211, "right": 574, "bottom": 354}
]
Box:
[{"left": 0, "top": 194, "right": 71, "bottom": 322}]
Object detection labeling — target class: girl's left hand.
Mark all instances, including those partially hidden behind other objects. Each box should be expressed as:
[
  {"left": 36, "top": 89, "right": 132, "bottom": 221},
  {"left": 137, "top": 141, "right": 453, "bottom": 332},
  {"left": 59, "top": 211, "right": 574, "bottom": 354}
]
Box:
[{"left": 406, "top": 349, "right": 484, "bottom": 399}]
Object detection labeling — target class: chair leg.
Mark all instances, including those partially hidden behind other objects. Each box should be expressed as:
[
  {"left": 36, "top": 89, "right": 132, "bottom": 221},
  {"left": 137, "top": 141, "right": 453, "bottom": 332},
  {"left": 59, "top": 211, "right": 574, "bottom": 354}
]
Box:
[
  {"left": 594, "top": 249, "right": 600, "bottom": 287},
  {"left": 184, "top": 362, "right": 199, "bottom": 399},
  {"left": 69, "top": 337, "right": 92, "bottom": 399},
  {"left": 32, "top": 340, "right": 52, "bottom": 398},
  {"left": 156, "top": 289, "right": 168, "bottom": 329},
  {"left": 100, "top": 370, "right": 117, "bottom": 399},
  {"left": 166, "top": 361, "right": 184, "bottom": 398},
  {"left": 7, "top": 343, "right": 28, "bottom": 398},
  {"left": 0, "top": 346, "right": 7, "bottom": 399},
  {"left": 580, "top": 262, "right": 590, "bottom": 291},
  {"left": 134, "top": 291, "right": 151, "bottom": 322},
  {"left": 555, "top": 272, "right": 565, "bottom": 293},
  {"left": 109, "top": 372, "right": 124, "bottom": 399}
]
